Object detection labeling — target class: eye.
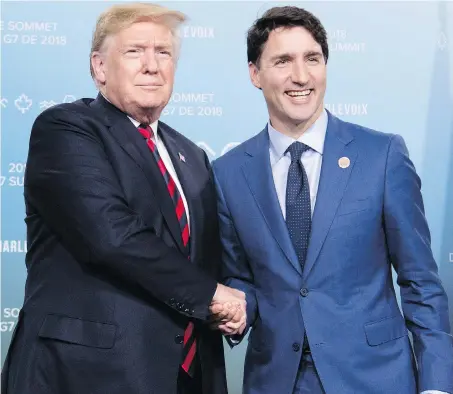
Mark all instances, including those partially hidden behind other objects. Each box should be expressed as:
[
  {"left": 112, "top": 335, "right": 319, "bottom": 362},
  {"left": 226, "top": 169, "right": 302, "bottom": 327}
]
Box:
[
  {"left": 158, "top": 50, "right": 172, "bottom": 56},
  {"left": 307, "top": 56, "right": 320, "bottom": 64},
  {"left": 275, "top": 58, "right": 289, "bottom": 66},
  {"left": 124, "top": 48, "right": 142, "bottom": 56}
]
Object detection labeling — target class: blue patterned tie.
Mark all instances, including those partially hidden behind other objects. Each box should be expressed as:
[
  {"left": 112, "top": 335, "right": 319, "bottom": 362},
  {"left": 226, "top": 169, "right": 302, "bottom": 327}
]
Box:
[{"left": 285, "top": 142, "right": 311, "bottom": 270}]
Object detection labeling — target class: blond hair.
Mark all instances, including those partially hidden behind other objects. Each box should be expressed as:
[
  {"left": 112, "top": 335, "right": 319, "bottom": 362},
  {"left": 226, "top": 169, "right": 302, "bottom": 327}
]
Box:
[{"left": 90, "top": 2, "right": 186, "bottom": 78}]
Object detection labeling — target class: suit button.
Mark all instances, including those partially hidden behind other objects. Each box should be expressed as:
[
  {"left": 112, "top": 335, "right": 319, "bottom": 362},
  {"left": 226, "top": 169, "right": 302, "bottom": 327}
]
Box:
[
  {"left": 175, "top": 335, "right": 184, "bottom": 344},
  {"left": 184, "top": 308, "right": 190, "bottom": 313},
  {"left": 300, "top": 288, "right": 309, "bottom": 297},
  {"left": 169, "top": 298, "right": 176, "bottom": 306},
  {"left": 292, "top": 343, "right": 300, "bottom": 352}
]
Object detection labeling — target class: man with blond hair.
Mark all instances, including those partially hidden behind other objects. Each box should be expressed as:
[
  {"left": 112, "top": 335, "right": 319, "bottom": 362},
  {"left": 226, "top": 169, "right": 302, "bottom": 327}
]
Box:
[{"left": 1, "top": 3, "right": 245, "bottom": 394}]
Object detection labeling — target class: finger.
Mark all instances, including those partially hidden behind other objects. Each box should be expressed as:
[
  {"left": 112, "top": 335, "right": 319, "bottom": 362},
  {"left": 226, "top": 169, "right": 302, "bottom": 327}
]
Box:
[
  {"left": 210, "top": 302, "right": 239, "bottom": 323},
  {"left": 225, "top": 311, "right": 246, "bottom": 329},
  {"left": 209, "top": 302, "right": 231, "bottom": 320},
  {"left": 209, "top": 303, "right": 224, "bottom": 315},
  {"left": 217, "top": 324, "right": 236, "bottom": 335},
  {"left": 224, "top": 306, "right": 243, "bottom": 324}
]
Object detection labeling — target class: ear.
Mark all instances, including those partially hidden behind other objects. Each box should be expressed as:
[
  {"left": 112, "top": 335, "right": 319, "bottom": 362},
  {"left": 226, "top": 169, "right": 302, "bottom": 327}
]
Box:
[
  {"left": 248, "top": 61, "right": 262, "bottom": 90},
  {"left": 91, "top": 51, "right": 107, "bottom": 85}
]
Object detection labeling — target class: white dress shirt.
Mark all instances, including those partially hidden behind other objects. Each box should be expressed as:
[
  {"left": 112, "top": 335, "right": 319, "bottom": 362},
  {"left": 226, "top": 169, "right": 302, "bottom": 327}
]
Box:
[
  {"left": 268, "top": 109, "right": 327, "bottom": 218},
  {"left": 128, "top": 117, "right": 191, "bottom": 231},
  {"left": 267, "top": 109, "right": 448, "bottom": 394}
]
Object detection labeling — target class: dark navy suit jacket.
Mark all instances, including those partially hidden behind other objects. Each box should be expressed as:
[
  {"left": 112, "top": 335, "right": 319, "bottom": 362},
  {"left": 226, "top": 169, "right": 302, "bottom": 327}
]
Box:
[{"left": 1, "top": 94, "right": 227, "bottom": 394}]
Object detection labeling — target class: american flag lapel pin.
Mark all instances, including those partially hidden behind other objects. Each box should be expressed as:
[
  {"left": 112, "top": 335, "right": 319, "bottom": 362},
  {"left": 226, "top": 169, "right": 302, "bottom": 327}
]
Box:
[{"left": 178, "top": 152, "right": 186, "bottom": 163}]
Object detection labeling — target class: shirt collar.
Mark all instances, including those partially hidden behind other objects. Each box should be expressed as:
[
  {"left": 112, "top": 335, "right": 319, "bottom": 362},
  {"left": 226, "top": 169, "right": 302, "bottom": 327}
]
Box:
[
  {"left": 128, "top": 117, "right": 159, "bottom": 139},
  {"left": 268, "top": 108, "right": 328, "bottom": 160},
  {"left": 100, "top": 92, "right": 159, "bottom": 137}
]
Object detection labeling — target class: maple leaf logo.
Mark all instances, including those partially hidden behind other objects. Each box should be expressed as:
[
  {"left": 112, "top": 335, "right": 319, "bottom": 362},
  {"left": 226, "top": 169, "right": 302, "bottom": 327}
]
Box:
[{"left": 15, "top": 94, "right": 32, "bottom": 114}]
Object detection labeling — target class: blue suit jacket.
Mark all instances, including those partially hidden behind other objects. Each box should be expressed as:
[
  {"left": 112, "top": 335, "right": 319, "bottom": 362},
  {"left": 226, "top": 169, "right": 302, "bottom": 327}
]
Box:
[{"left": 212, "top": 112, "right": 453, "bottom": 394}]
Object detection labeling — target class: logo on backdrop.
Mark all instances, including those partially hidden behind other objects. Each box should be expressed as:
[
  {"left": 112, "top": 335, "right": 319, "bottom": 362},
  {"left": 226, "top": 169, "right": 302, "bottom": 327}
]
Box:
[
  {"left": 328, "top": 29, "right": 366, "bottom": 53},
  {"left": 1, "top": 95, "right": 77, "bottom": 113},
  {"left": 162, "top": 92, "right": 223, "bottom": 117},
  {"left": 197, "top": 142, "right": 241, "bottom": 161},
  {"left": 1, "top": 20, "right": 66, "bottom": 46},
  {"left": 324, "top": 103, "right": 368, "bottom": 116},
  {"left": 0, "top": 240, "right": 27, "bottom": 253},
  {"left": 179, "top": 25, "right": 215, "bottom": 39},
  {"left": 0, "top": 162, "right": 26, "bottom": 188},
  {"left": 14, "top": 94, "right": 32, "bottom": 113}
]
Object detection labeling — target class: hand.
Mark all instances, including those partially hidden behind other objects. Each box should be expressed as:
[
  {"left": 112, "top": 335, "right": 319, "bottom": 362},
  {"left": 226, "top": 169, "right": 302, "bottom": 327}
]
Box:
[
  {"left": 210, "top": 302, "right": 247, "bottom": 336},
  {"left": 209, "top": 284, "right": 247, "bottom": 335}
]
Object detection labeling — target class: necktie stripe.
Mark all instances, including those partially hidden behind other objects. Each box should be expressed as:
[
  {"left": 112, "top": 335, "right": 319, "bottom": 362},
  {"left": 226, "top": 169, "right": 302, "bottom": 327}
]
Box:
[
  {"left": 167, "top": 177, "right": 176, "bottom": 198},
  {"left": 183, "top": 321, "right": 194, "bottom": 344},
  {"left": 176, "top": 197, "right": 185, "bottom": 220},
  {"left": 157, "top": 158, "right": 166, "bottom": 176},
  {"left": 137, "top": 123, "right": 196, "bottom": 377},
  {"left": 182, "top": 341, "right": 197, "bottom": 374},
  {"left": 147, "top": 139, "right": 156, "bottom": 152},
  {"left": 182, "top": 224, "right": 190, "bottom": 247},
  {"left": 182, "top": 331, "right": 196, "bottom": 360}
]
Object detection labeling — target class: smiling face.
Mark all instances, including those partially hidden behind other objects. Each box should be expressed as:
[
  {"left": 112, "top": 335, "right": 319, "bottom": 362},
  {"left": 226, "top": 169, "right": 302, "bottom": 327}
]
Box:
[
  {"left": 249, "top": 26, "right": 327, "bottom": 136},
  {"left": 91, "top": 21, "right": 176, "bottom": 123}
]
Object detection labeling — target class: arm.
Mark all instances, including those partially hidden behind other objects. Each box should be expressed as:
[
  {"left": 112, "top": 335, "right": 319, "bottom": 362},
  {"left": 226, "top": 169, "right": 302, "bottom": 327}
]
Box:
[
  {"left": 212, "top": 168, "right": 258, "bottom": 345},
  {"left": 25, "top": 106, "right": 217, "bottom": 320},
  {"left": 384, "top": 135, "right": 453, "bottom": 393}
]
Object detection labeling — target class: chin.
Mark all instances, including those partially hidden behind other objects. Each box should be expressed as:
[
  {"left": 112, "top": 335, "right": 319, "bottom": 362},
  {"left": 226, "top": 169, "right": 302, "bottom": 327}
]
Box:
[{"left": 138, "top": 100, "right": 162, "bottom": 109}]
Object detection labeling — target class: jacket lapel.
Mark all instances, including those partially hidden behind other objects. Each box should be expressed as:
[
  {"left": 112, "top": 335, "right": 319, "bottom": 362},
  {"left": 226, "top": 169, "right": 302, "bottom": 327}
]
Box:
[
  {"left": 242, "top": 129, "right": 302, "bottom": 276},
  {"left": 303, "top": 113, "right": 358, "bottom": 279},
  {"left": 90, "top": 94, "right": 184, "bottom": 253}
]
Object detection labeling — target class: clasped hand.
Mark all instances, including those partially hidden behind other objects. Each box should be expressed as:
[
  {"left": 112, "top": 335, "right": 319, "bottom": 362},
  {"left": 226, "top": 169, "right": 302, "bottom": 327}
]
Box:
[{"left": 209, "top": 284, "right": 247, "bottom": 336}]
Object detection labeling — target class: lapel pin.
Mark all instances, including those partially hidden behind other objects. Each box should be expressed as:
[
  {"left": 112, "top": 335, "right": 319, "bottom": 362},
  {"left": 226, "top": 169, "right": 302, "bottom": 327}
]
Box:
[
  {"left": 178, "top": 152, "right": 186, "bottom": 163},
  {"left": 338, "top": 156, "right": 350, "bottom": 169}
]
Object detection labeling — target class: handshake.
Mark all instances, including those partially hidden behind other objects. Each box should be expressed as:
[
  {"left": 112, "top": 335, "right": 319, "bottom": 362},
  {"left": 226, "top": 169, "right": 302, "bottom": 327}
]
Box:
[{"left": 209, "top": 284, "right": 247, "bottom": 336}]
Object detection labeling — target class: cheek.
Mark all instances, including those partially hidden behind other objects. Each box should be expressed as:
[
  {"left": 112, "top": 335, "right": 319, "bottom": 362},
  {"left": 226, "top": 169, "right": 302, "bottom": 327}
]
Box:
[
  {"left": 313, "top": 71, "right": 327, "bottom": 88},
  {"left": 163, "top": 64, "right": 175, "bottom": 84}
]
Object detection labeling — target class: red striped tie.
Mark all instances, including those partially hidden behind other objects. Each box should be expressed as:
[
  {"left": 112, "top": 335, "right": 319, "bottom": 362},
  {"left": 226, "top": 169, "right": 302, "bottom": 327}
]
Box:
[{"left": 137, "top": 124, "right": 197, "bottom": 377}]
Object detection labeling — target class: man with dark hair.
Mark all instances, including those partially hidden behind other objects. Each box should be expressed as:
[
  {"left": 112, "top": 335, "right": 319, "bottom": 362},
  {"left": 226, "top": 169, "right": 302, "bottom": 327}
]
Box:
[{"left": 212, "top": 5, "right": 453, "bottom": 394}]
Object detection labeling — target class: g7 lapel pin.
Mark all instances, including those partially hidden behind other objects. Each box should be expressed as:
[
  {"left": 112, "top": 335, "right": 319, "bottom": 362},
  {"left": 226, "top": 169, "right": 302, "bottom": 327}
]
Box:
[
  {"left": 338, "top": 156, "right": 350, "bottom": 169},
  {"left": 178, "top": 152, "right": 186, "bottom": 163}
]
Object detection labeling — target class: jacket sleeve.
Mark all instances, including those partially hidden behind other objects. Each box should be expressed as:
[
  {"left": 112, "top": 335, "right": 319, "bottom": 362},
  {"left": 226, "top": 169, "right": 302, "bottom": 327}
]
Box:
[
  {"left": 212, "top": 167, "right": 258, "bottom": 346},
  {"left": 24, "top": 106, "right": 217, "bottom": 320},
  {"left": 384, "top": 134, "right": 453, "bottom": 393}
]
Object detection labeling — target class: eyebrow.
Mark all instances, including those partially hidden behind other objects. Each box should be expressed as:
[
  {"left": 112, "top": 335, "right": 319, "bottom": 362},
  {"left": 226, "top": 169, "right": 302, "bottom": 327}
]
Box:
[
  {"left": 123, "top": 40, "right": 172, "bottom": 48},
  {"left": 269, "top": 50, "right": 323, "bottom": 61}
]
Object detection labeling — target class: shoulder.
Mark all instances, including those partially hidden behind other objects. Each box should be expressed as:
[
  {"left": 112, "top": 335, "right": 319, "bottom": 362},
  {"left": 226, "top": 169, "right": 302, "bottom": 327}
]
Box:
[
  {"left": 34, "top": 98, "right": 99, "bottom": 129},
  {"left": 212, "top": 129, "right": 267, "bottom": 173},
  {"left": 331, "top": 114, "right": 402, "bottom": 153}
]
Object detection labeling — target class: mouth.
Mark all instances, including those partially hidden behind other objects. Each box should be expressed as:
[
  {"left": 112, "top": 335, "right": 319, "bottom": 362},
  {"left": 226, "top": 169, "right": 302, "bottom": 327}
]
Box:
[
  {"left": 285, "top": 89, "right": 313, "bottom": 98},
  {"left": 137, "top": 85, "right": 162, "bottom": 89}
]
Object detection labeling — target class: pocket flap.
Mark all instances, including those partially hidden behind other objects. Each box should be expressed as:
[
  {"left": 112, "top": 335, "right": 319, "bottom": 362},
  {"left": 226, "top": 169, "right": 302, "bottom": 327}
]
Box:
[
  {"left": 364, "top": 315, "right": 407, "bottom": 346},
  {"left": 39, "top": 314, "right": 116, "bottom": 349}
]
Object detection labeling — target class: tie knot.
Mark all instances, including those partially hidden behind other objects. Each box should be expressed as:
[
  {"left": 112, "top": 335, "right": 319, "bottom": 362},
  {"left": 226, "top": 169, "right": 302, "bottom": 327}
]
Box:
[
  {"left": 138, "top": 124, "right": 154, "bottom": 140},
  {"left": 286, "top": 142, "right": 310, "bottom": 163}
]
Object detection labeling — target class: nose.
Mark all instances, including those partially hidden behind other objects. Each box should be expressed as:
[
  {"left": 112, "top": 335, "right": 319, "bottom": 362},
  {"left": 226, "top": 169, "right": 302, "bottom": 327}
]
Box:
[
  {"left": 291, "top": 60, "right": 309, "bottom": 86},
  {"left": 141, "top": 50, "right": 159, "bottom": 74}
]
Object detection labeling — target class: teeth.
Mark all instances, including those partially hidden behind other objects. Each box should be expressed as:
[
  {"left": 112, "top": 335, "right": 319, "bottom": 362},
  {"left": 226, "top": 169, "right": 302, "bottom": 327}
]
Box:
[{"left": 287, "top": 90, "right": 311, "bottom": 97}]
